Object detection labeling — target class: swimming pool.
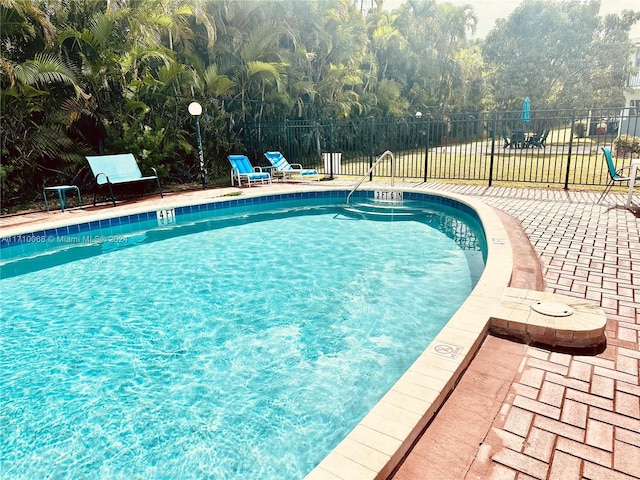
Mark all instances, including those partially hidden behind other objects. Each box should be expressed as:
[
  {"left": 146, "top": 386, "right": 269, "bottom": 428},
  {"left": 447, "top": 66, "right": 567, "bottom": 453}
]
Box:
[{"left": 0, "top": 188, "right": 506, "bottom": 479}]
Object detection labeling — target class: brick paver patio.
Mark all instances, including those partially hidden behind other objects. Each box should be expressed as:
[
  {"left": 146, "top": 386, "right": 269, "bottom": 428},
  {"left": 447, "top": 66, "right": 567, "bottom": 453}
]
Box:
[
  {"left": 392, "top": 184, "right": 639, "bottom": 480},
  {"left": 1, "top": 182, "right": 638, "bottom": 480}
]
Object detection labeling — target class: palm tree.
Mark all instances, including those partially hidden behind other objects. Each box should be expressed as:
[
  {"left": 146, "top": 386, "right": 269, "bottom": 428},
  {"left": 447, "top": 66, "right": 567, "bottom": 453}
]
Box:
[
  {"left": 1, "top": 0, "right": 90, "bottom": 204},
  {"left": 209, "top": 1, "right": 291, "bottom": 122}
]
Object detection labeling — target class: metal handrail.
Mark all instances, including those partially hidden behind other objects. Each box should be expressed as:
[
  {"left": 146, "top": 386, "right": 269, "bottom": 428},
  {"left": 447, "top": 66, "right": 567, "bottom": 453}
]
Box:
[{"left": 346, "top": 150, "right": 395, "bottom": 205}]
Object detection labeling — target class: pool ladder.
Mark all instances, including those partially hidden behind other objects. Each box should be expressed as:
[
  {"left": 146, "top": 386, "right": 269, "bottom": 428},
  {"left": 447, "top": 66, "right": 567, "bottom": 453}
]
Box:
[
  {"left": 344, "top": 151, "right": 433, "bottom": 218},
  {"left": 346, "top": 150, "right": 395, "bottom": 207},
  {"left": 345, "top": 151, "right": 417, "bottom": 218}
]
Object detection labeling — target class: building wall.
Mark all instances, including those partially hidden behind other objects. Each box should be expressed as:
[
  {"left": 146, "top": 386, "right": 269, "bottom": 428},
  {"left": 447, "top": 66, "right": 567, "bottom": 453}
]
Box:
[{"left": 621, "top": 37, "right": 640, "bottom": 137}]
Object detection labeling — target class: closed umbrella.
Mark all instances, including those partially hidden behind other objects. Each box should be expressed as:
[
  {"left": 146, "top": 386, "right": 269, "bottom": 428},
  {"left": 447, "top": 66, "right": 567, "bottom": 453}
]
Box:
[
  {"left": 511, "top": 97, "right": 531, "bottom": 148},
  {"left": 521, "top": 97, "right": 531, "bottom": 124}
]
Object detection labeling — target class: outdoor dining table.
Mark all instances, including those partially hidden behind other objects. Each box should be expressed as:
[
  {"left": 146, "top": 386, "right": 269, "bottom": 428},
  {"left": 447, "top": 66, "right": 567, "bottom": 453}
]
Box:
[
  {"left": 625, "top": 158, "right": 640, "bottom": 209},
  {"left": 506, "top": 129, "right": 527, "bottom": 149}
]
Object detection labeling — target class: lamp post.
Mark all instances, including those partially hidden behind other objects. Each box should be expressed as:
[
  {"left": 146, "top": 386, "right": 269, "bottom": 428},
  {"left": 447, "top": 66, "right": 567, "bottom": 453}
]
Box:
[{"left": 188, "top": 101, "right": 206, "bottom": 189}]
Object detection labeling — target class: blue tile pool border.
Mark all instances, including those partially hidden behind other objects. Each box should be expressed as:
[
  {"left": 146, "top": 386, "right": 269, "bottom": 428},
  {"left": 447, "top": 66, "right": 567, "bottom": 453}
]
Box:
[{"left": 1, "top": 189, "right": 482, "bottom": 258}]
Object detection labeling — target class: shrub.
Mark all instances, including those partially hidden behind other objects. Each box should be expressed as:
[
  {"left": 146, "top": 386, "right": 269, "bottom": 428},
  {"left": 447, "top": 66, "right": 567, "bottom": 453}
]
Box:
[
  {"left": 574, "top": 121, "right": 587, "bottom": 138},
  {"left": 613, "top": 134, "right": 640, "bottom": 158}
]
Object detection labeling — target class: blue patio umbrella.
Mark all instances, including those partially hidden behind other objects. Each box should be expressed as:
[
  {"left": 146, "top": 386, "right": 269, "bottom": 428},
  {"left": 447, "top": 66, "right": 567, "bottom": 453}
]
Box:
[{"left": 521, "top": 97, "right": 531, "bottom": 124}]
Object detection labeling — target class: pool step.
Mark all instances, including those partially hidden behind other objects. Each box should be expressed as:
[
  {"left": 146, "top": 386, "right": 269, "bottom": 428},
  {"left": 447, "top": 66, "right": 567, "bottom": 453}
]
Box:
[{"left": 344, "top": 199, "right": 432, "bottom": 218}]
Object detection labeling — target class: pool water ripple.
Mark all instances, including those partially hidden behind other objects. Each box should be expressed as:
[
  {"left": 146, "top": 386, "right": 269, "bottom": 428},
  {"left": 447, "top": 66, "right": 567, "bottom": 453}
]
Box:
[{"left": 1, "top": 206, "right": 483, "bottom": 479}]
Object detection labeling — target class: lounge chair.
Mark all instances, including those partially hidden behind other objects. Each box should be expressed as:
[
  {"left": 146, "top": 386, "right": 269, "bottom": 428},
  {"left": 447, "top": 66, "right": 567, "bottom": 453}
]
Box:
[
  {"left": 264, "top": 151, "right": 320, "bottom": 181},
  {"left": 227, "top": 154, "right": 271, "bottom": 187},
  {"left": 597, "top": 146, "right": 640, "bottom": 204},
  {"left": 526, "top": 130, "right": 549, "bottom": 148},
  {"left": 86, "top": 153, "right": 163, "bottom": 206},
  {"left": 510, "top": 129, "right": 525, "bottom": 149},
  {"left": 501, "top": 131, "right": 511, "bottom": 148}
]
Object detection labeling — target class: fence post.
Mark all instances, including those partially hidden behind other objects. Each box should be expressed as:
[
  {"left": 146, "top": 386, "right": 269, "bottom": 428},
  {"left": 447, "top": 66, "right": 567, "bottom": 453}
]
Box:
[
  {"left": 242, "top": 120, "right": 247, "bottom": 154},
  {"left": 564, "top": 107, "right": 577, "bottom": 189},
  {"left": 285, "top": 119, "right": 291, "bottom": 160},
  {"left": 489, "top": 111, "right": 497, "bottom": 187},
  {"left": 422, "top": 115, "right": 430, "bottom": 183},
  {"left": 369, "top": 117, "right": 374, "bottom": 181}
]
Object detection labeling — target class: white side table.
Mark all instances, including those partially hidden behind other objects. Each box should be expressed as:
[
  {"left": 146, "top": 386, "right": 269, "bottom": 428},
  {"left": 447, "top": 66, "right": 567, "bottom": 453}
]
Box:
[{"left": 626, "top": 158, "right": 640, "bottom": 209}]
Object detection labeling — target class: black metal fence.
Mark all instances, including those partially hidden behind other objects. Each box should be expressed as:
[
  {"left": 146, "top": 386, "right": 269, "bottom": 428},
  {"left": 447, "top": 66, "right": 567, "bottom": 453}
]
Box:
[{"left": 235, "top": 107, "right": 640, "bottom": 188}]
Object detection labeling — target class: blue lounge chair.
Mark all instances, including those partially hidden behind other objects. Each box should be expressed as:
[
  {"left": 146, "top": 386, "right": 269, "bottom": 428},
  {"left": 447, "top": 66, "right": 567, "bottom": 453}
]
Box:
[
  {"left": 86, "top": 153, "right": 163, "bottom": 206},
  {"left": 227, "top": 155, "right": 271, "bottom": 187},
  {"left": 263, "top": 151, "right": 320, "bottom": 181},
  {"left": 597, "top": 147, "right": 640, "bottom": 204}
]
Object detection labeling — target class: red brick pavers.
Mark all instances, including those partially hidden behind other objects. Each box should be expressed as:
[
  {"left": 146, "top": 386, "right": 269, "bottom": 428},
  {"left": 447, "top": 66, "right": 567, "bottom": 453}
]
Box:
[{"left": 393, "top": 185, "right": 639, "bottom": 480}]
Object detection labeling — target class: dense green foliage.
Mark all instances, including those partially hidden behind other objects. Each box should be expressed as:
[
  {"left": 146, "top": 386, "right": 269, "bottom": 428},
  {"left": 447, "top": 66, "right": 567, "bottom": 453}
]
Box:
[{"left": 1, "top": 0, "right": 638, "bottom": 209}]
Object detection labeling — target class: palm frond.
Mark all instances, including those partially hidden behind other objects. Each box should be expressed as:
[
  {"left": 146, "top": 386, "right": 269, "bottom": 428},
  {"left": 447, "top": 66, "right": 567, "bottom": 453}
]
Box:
[
  {"left": 13, "top": 53, "right": 78, "bottom": 87},
  {"left": 203, "top": 65, "right": 235, "bottom": 97},
  {"left": 246, "top": 60, "right": 282, "bottom": 80},
  {"left": 89, "top": 11, "right": 118, "bottom": 49}
]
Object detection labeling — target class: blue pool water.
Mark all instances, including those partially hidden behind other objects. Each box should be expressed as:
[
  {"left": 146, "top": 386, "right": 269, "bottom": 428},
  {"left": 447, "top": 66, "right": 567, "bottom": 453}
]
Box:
[{"left": 1, "top": 196, "right": 485, "bottom": 479}]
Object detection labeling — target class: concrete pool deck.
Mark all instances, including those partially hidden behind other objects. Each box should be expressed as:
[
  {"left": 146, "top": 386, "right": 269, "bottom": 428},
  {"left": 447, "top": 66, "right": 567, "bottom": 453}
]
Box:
[{"left": 1, "top": 181, "right": 638, "bottom": 480}]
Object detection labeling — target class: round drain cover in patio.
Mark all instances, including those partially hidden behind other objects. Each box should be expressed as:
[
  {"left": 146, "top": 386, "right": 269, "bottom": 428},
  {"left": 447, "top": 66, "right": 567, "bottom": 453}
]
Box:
[{"left": 531, "top": 301, "right": 574, "bottom": 317}]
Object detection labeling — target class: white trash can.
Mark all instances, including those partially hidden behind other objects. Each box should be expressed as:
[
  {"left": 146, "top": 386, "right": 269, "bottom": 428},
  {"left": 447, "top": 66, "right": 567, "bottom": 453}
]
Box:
[{"left": 322, "top": 152, "right": 341, "bottom": 175}]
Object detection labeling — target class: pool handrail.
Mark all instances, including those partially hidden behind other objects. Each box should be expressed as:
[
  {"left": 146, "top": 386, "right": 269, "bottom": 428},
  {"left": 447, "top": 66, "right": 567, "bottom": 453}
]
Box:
[{"left": 346, "top": 150, "right": 395, "bottom": 205}]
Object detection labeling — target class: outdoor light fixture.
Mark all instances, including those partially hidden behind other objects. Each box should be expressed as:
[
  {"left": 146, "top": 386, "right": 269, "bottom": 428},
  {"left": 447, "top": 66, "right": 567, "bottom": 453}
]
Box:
[
  {"left": 415, "top": 111, "right": 423, "bottom": 118},
  {"left": 188, "top": 101, "right": 206, "bottom": 189}
]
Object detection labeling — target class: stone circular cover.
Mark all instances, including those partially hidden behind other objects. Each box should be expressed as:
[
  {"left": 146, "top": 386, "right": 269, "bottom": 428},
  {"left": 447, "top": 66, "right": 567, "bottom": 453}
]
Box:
[{"left": 531, "top": 301, "right": 574, "bottom": 317}]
